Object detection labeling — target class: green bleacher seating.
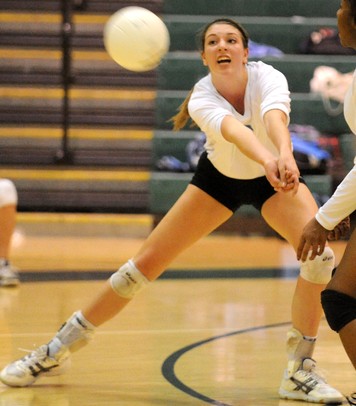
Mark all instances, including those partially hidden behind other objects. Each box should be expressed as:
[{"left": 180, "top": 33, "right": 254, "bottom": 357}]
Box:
[
  {"left": 158, "top": 54, "right": 355, "bottom": 93},
  {"left": 163, "top": 0, "right": 340, "bottom": 18},
  {"left": 164, "top": 15, "right": 337, "bottom": 53},
  {"left": 152, "top": 130, "right": 196, "bottom": 165},
  {"left": 339, "top": 133, "right": 356, "bottom": 171}
]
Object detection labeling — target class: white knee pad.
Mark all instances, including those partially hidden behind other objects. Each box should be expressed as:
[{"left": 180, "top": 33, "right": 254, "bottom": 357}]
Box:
[
  {"left": 300, "top": 246, "right": 335, "bottom": 284},
  {"left": 110, "top": 259, "right": 149, "bottom": 299},
  {"left": 0, "top": 179, "right": 17, "bottom": 207}
]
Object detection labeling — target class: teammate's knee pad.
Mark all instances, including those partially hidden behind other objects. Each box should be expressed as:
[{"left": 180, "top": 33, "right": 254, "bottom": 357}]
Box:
[
  {"left": 321, "top": 289, "right": 356, "bottom": 332},
  {"left": 110, "top": 259, "right": 149, "bottom": 299},
  {"left": 0, "top": 179, "right": 17, "bottom": 208},
  {"left": 300, "top": 246, "right": 335, "bottom": 284}
]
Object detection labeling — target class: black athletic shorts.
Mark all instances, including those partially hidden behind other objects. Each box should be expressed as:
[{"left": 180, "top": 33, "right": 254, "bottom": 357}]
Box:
[{"left": 190, "top": 151, "right": 305, "bottom": 213}]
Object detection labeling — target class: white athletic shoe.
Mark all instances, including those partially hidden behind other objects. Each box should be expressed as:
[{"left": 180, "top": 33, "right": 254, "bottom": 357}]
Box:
[
  {"left": 0, "top": 261, "right": 19, "bottom": 287},
  {"left": 0, "top": 344, "right": 70, "bottom": 387},
  {"left": 279, "top": 358, "right": 344, "bottom": 404}
]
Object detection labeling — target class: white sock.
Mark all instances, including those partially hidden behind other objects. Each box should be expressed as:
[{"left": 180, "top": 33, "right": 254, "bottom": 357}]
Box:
[{"left": 48, "top": 311, "right": 95, "bottom": 356}]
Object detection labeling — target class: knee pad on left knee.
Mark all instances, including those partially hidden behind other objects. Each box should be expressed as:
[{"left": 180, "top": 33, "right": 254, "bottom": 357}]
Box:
[
  {"left": 110, "top": 259, "right": 149, "bottom": 299},
  {"left": 0, "top": 179, "right": 17, "bottom": 207},
  {"left": 300, "top": 246, "right": 335, "bottom": 284},
  {"left": 321, "top": 289, "right": 356, "bottom": 332}
]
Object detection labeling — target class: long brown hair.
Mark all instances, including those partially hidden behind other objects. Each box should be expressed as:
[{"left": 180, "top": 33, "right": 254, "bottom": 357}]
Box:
[{"left": 170, "top": 18, "right": 249, "bottom": 131}]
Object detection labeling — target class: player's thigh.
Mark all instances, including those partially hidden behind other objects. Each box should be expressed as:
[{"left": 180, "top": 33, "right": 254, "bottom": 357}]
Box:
[
  {"left": 134, "top": 184, "right": 233, "bottom": 277},
  {"left": 328, "top": 227, "right": 356, "bottom": 297},
  {"left": 261, "top": 183, "right": 318, "bottom": 250}
]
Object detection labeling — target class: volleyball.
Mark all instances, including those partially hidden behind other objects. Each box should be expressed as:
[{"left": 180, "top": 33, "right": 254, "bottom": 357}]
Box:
[{"left": 103, "top": 7, "right": 170, "bottom": 72}]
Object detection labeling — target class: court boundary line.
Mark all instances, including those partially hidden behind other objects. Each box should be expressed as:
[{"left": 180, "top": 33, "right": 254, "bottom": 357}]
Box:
[
  {"left": 161, "top": 321, "right": 291, "bottom": 405},
  {"left": 17, "top": 268, "right": 299, "bottom": 283}
]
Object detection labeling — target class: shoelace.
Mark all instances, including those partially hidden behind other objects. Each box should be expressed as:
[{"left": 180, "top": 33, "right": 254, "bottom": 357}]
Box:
[
  {"left": 305, "top": 370, "right": 326, "bottom": 385},
  {"left": 16, "top": 346, "right": 48, "bottom": 372},
  {"left": 301, "top": 359, "right": 328, "bottom": 384},
  {"left": 292, "top": 370, "right": 331, "bottom": 395},
  {"left": 347, "top": 393, "right": 356, "bottom": 405}
]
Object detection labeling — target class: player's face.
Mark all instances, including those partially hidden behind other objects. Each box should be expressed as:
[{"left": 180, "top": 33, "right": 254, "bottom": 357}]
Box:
[
  {"left": 337, "top": 0, "right": 356, "bottom": 48},
  {"left": 201, "top": 23, "right": 248, "bottom": 72}
]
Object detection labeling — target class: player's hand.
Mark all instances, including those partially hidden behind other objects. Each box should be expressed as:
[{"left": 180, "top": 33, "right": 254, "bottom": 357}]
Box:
[
  {"left": 328, "top": 216, "right": 350, "bottom": 241},
  {"left": 263, "top": 158, "right": 286, "bottom": 190},
  {"left": 279, "top": 169, "right": 299, "bottom": 194},
  {"left": 277, "top": 155, "right": 300, "bottom": 195},
  {"left": 297, "top": 217, "right": 329, "bottom": 262}
]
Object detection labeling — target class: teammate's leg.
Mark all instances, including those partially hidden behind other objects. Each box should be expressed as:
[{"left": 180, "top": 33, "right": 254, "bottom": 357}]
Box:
[
  {"left": 0, "top": 179, "right": 19, "bottom": 287},
  {"left": 321, "top": 227, "right": 356, "bottom": 369}
]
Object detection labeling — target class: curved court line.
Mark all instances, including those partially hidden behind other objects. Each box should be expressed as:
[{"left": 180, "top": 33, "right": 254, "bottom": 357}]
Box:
[{"left": 161, "top": 321, "right": 291, "bottom": 406}]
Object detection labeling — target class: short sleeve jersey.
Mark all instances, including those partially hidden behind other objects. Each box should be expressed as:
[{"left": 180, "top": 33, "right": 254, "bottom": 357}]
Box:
[
  {"left": 316, "top": 69, "right": 356, "bottom": 230},
  {"left": 188, "top": 61, "right": 291, "bottom": 179}
]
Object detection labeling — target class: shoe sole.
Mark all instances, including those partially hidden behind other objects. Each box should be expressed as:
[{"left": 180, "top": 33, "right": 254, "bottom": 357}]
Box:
[
  {"left": 0, "top": 280, "right": 20, "bottom": 287},
  {"left": 279, "top": 389, "right": 344, "bottom": 404},
  {"left": 0, "top": 374, "right": 36, "bottom": 387},
  {"left": 0, "top": 358, "right": 71, "bottom": 387}
]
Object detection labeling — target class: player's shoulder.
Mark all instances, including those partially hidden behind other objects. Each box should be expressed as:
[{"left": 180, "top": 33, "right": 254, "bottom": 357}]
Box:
[
  {"left": 194, "top": 73, "right": 212, "bottom": 90},
  {"left": 247, "top": 60, "right": 278, "bottom": 75},
  {"left": 191, "top": 74, "right": 216, "bottom": 100},
  {"left": 247, "top": 60, "right": 286, "bottom": 84}
]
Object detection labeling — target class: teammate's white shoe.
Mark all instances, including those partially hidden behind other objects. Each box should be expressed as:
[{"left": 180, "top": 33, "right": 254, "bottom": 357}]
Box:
[
  {"left": 0, "top": 261, "right": 19, "bottom": 287},
  {"left": 279, "top": 358, "right": 344, "bottom": 404},
  {"left": 0, "top": 344, "right": 70, "bottom": 387}
]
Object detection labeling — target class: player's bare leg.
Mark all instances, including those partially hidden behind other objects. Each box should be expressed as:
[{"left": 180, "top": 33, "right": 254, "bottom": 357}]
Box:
[
  {"left": 0, "top": 185, "right": 232, "bottom": 386},
  {"left": 262, "top": 183, "right": 343, "bottom": 404}
]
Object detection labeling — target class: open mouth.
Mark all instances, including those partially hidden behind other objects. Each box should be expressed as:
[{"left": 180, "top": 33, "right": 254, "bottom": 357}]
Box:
[{"left": 217, "top": 57, "right": 231, "bottom": 64}]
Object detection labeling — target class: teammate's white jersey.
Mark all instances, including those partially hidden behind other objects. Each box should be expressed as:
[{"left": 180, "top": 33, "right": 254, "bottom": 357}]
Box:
[{"left": 316, "top": 69, "right": 356, "bottom": 230}]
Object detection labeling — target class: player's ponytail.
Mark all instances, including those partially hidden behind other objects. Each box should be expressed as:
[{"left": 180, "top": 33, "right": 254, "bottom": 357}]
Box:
[{"left": 170, "top": 89, "right": 197, "bottom": 131}]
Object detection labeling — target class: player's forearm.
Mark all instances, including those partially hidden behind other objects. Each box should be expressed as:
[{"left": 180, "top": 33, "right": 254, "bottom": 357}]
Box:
[
  {"left": 263, "top": 109, "right": 292, "bottom": 156},
  {"left": 221, "top": 115, "right": 275, "bottom": 165}
]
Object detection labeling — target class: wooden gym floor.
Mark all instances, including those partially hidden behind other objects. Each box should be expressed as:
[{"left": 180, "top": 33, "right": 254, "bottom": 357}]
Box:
[{"left": 0, "top": 213, "right": 354, "bottom": 405}]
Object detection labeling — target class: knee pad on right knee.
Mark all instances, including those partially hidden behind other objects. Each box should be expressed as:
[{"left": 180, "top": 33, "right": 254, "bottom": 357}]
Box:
[
  {"left": 110, "top": 260, "right": 149, "bottom": 299},
  {"left": 321, "top": 289, "right": 356, "bottom": 332},
  {"left": 300, "top": 246, "right": 335, "bottom": 284},
  {"left": 0, "top": 179, "right": 17, "bottom": 207}
]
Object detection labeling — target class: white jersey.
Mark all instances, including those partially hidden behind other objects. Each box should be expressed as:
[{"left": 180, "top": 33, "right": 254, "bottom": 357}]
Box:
[
  {"left": 316, "top": 69, "right": 356, "bottom": 230},
  {"left": 188, "top": 61, "right": 291, "bottom": 179}
]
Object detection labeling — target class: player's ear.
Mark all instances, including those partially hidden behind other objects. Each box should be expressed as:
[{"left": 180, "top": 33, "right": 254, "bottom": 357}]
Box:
[
  {"left": 243, "top": 47, "right": 249, "bottom": 64},
  {"left": 201, "top": 51, "right": 208, "bottom": 66}
]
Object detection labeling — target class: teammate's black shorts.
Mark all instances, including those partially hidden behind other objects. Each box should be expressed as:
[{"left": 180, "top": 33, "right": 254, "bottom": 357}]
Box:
[{"left": 190, "top": 151, "right": 305, "bottom": 213}]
